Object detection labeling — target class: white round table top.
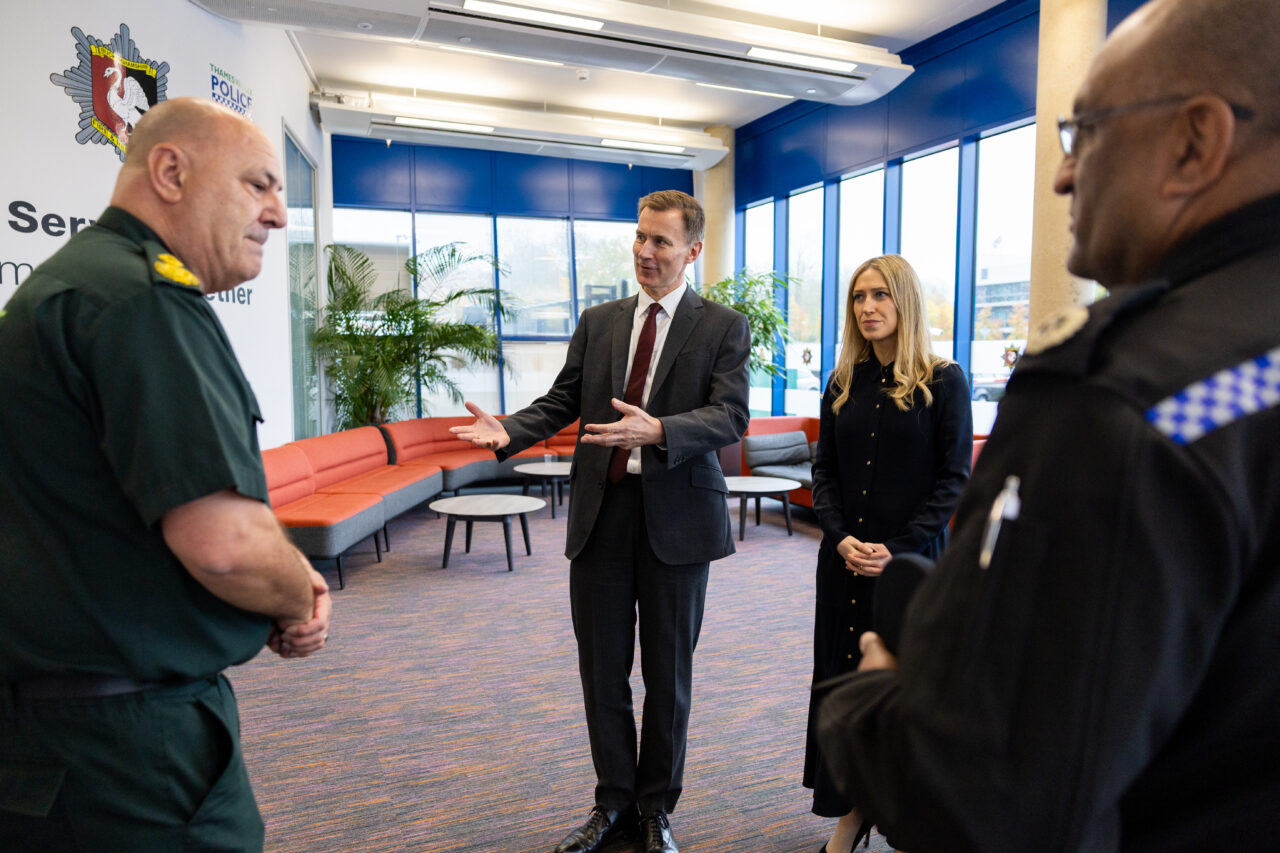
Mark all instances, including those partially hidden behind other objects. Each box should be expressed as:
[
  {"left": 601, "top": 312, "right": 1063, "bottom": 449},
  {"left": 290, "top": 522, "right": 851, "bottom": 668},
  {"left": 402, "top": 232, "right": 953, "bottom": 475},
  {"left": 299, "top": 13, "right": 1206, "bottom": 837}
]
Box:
[
  {"left": 428, "top": 494, "right": 546, "bottom": 517},
  {"left": 513, "top": 461, "right": 573, "bottom": 476},
  {"left": 723, "top": 475, "right": 803, "bottom": 494}
]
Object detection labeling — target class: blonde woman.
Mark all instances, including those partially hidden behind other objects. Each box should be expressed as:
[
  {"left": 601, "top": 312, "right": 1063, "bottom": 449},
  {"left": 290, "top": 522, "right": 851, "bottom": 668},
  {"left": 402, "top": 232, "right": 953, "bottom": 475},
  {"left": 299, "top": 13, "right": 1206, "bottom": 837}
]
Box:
[{"left": 804, "top": 255, "right": 973, "bottom": 852}]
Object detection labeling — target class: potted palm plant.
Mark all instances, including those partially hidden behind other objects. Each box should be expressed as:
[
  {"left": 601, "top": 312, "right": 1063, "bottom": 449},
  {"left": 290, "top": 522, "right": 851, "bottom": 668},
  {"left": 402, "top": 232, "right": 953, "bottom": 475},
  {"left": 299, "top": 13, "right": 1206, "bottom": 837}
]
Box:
[
  {"left": 699, "top": 268, "right": 791, "bottom": 379},
  {"left": 313, "top": 242, "right": 515, "bottom": 428}
]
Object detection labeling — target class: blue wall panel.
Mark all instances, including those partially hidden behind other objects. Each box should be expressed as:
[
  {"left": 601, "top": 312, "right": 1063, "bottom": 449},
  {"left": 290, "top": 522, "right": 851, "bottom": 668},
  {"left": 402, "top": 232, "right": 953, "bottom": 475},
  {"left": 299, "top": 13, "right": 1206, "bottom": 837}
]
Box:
[
  {"left": 494, "top": 152, "right": 571, "bottom": 215},
  {"left": 825, "top": 97, "right": 888, "bottom": 177},
  {"left": 735, "top": 133, "right": 763, "bottom": 206},
  {"left": 963, "top": 13, "right": 1038, "bottom": 131},
  {"left": 570, "top": 161, "right": 644, "bottom": 219},
  {"left": 734, "top": 2, "right": 1040, "bottom": 206},
  {"left": 766, "top": 107, "right": 826, "bottom": 199},
  {"left": 413, "top": 146, "right": 494, "bottom": 212},
  {"left": 332, "top": 137, "right": 412, "bottom": 209},
  {"left": 886, "top": 47, "right": 968, "bottom": 158},
  {"left": 640, "top": 166, "right": 694, "bottom": 199},
  {"left": 1108, "top": 0, "right": 1146, "bottom": 31},
  {"left": 335, "top": 138, "right": 692, "bottom": 218}
]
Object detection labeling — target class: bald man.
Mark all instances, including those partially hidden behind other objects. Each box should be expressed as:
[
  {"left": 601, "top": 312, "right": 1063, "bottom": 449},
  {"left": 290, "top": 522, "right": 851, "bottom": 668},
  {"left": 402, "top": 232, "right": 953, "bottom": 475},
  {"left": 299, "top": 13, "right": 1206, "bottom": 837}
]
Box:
[
  {"left": 817, "top": 1, "right": 1280, "bottom": 850},
  {"left": 0, "top": 98, "right": 330, "bottom": 850}
]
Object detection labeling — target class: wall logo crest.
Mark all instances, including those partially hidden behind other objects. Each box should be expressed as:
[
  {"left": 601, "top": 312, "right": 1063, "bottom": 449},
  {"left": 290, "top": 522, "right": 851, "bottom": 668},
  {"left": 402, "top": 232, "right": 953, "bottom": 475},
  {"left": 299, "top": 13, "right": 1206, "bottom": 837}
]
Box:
[{"left": 49, "top": 23, "right": 169, "bottom": 162}]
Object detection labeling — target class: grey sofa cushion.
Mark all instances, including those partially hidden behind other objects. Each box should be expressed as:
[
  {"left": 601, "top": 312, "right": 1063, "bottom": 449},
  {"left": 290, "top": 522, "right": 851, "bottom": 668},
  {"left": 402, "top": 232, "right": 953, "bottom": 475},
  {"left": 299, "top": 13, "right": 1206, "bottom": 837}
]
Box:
[
  {"left": 809, "top": 440, "right": 819, "bottom": 462},
  {"left": 743, "top": 430, "right": 810, "bottom": 468},
  {"left": 751, "top": 463, "right": 813, "bottom": 490}
]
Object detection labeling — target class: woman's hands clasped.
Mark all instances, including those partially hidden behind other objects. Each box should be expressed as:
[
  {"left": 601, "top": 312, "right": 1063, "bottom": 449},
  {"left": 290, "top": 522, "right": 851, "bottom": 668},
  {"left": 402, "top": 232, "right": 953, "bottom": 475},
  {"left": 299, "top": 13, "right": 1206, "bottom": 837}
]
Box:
[{"left": 836, "top": 535, "right": 892, "bottom": 576}]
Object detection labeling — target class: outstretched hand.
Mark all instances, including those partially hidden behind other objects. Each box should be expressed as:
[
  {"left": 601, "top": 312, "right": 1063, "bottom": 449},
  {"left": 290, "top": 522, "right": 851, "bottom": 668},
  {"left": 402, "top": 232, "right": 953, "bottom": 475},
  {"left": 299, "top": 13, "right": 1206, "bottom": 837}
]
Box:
[
  {"left": 580, "top": 398, "right": 665, "bottom": 450},
  {"left": 449, "top": 401, "right": 511, "bottom": 450}
]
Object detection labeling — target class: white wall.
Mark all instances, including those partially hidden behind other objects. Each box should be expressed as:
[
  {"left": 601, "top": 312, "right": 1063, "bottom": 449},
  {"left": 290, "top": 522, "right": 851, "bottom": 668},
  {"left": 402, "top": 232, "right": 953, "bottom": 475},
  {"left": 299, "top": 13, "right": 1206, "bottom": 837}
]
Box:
[{"left": 1, "top": 0, "right": 325, "bottom": 448}]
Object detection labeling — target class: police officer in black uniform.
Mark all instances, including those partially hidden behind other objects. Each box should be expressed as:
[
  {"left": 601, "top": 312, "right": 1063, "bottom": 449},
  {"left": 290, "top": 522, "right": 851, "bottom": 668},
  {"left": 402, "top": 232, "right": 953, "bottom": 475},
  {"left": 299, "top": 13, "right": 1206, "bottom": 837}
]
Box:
[
  {"left": 0, "top": 98, "right": 331, "bottom": 850},
  {"left": 817, "top": 0, "right": 1280, "bottom": 850}
]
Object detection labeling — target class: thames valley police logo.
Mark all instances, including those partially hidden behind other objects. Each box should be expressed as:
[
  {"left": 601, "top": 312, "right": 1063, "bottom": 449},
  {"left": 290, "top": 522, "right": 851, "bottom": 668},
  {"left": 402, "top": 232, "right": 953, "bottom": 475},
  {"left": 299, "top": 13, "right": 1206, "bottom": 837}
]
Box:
[{"left": 49, "top": 23, "right": 169, "bottom": 161}]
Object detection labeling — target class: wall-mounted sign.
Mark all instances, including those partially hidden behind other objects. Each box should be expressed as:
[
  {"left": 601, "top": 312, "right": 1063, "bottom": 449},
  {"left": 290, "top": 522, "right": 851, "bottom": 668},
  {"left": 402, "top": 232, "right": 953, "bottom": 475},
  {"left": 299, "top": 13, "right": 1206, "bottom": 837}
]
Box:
[
  {"left": 210, "top": 63, "right": 253, "bottom": 117},
  {"left": 49, "top": 23, "right": 169, "bottom": 161}
]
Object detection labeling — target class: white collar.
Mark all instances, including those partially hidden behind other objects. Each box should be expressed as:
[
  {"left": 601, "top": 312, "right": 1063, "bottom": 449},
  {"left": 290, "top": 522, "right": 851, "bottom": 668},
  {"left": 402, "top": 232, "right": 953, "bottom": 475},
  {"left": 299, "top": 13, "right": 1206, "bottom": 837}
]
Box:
[{"left": 638, "top": 281, "right": 687, "bottom": 317}]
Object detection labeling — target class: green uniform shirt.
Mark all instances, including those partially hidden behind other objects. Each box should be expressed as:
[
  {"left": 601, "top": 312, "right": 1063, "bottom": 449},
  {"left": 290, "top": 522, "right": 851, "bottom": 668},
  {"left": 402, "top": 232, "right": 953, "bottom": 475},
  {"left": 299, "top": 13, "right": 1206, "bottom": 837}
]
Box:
[{"left": 0, "top": 207, "right": 271, "bottom": 682}]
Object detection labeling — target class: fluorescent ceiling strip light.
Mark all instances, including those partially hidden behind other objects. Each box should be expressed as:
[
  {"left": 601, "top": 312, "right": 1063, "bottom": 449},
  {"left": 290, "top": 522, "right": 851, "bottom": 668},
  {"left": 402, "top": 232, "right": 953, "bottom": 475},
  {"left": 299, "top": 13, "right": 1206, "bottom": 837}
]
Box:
[
  {"left": 600, "top": 138, "right": 685, "bottom": 154},
  {"left": 462, "top": 0, "right": 604, "bottom": 32},
  {"left": 394, "top": 116, "right": 495, "bottom": 133},
  {"left": 593, "top": 116, "right": 665, "bottom": 129},
  {"left": 747, "top": 46, "right": 856, "bottom": 74},
  {"left": 695, "top": 81, "right": 793, "bottom": 100},
  {"left": 437, "top": 44, "right": 565, "bottom": 66}
]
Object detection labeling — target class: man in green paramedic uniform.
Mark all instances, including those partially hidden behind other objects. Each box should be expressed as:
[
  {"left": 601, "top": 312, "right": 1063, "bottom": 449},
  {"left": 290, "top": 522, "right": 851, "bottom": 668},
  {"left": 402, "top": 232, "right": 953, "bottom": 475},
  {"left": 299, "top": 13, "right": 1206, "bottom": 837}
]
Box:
[{"left": 0, "top": 98, "right": 332, "bottom": 850}]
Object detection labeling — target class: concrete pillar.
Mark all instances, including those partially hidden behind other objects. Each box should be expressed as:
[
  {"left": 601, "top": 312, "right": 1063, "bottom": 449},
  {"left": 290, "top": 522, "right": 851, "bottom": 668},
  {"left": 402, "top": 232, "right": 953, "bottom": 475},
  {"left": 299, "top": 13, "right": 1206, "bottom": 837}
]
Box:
[
  {"left": 693, "top": 125, "right": 735, "bottom": 287},
  {"left": 1027, "top": 0, "right": 1108, "bottom": 347}
]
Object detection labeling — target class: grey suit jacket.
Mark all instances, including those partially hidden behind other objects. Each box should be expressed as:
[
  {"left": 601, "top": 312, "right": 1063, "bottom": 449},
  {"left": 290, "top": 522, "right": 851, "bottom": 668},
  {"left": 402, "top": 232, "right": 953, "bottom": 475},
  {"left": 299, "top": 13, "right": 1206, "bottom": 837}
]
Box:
[{"left": 499, "top": 286, "right": 750, "bottom": 564}]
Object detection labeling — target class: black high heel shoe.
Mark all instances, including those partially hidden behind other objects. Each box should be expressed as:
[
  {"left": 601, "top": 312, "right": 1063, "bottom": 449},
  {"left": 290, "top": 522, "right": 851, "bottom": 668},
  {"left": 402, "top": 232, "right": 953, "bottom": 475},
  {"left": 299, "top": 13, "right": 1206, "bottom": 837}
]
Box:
[
  {"left": 852, "top": 817, "right": 872, "bottom": 848},
  {"left": 817, "top": 818, "right": 872, "bottom": 853}
]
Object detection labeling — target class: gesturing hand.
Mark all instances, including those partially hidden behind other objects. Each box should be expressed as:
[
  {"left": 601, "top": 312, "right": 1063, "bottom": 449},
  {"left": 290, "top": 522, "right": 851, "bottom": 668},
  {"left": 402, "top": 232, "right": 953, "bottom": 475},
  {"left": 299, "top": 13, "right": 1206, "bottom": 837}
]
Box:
[
  {"left": 450, "top": 401, "right": 511, "bottom": 450},
  {"left": 580, "top": 398, "right": 665, "bottom": 450}
]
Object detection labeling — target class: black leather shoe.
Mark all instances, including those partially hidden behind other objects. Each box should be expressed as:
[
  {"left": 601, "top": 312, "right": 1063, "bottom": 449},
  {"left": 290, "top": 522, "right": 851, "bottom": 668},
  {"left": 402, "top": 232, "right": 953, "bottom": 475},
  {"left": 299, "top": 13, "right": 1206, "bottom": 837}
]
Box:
[
  {"left": 553, "top": 805, "right": 637, "bottom": 853},
  {"left": 640, "top": 812, "right": 678, "bottom": 853}
]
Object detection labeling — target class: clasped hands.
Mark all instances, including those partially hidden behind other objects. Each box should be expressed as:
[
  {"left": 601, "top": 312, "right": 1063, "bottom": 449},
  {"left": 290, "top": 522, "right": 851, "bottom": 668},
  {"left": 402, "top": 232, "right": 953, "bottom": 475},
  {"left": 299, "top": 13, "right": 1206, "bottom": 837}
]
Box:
[
  {"left": 451, "top": 399, "right": 664, "bottom": 451},
  {"left": 268, "top": 568, "right": 331, "bottom": 660},
  {"left": 836, "top": 535, "right": 898, "bottom": 673},
  {"left": 837, "top": 535, "right": 891, "bottom": 575}
]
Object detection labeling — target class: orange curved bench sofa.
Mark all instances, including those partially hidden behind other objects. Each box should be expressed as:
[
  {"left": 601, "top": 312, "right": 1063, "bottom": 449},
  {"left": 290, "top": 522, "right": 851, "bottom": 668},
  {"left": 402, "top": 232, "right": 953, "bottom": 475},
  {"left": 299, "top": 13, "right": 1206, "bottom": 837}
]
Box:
[{"left": 262, "top": 419, "right": 584, "bottom": 587}]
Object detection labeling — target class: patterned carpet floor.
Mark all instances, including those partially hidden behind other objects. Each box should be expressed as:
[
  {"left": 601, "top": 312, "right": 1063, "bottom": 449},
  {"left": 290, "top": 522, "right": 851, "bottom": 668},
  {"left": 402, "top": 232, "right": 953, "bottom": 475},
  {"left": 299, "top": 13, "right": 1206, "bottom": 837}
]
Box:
[{"left": 231, "top": 491, "right": 894, "bottom": 852}]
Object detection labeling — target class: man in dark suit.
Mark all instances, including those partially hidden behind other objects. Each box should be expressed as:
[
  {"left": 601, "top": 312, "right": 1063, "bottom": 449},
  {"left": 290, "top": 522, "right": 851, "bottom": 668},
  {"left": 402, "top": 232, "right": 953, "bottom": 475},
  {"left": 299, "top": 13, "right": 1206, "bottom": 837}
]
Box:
[{"left": 453, "top": 190, "right": 749, "bottom": 853}]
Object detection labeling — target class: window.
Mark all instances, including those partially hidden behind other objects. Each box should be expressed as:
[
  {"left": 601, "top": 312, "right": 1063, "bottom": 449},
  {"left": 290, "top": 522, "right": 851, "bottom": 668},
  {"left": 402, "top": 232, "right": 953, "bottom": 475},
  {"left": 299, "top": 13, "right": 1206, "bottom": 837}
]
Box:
[
  {"left": 496, "top": 217, "right": 572, "bottom": 337},
  {"left": 742, "top": 201, "right": 776, "bottom": 415},
  {"left": 573, "top": 219, "right": 636, "bottom": 313},
  {"left": 785, "top": 187, "right": 823, "bottom": 415},
  {"left": 500, "top": 341, "right": 570, "bottom": 412},
  {"left": 900, "top": 147, "right": 960, "bottom": 358},
  {"left": 284, "top": 132, "right": 320, "bottom": 439},
  {"left": 414, "top": 212, "right": 500, "bottom": 417},
  {"left": 413, "top": 212, "right": 496, "bottom": 320},
  {"left": 973, "top": 125, "right": 1035, "bottom": 421},
  {"left": 331, "top": 208, "right": 414, "bottom": 298},
  {"left": 837, "top": 169, "right": 885, "bottom": 340}
]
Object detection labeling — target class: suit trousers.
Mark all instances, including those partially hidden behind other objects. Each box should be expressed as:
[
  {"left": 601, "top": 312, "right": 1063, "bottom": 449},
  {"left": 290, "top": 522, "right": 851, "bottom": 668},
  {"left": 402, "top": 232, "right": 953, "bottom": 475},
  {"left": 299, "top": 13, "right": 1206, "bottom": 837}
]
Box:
[{"left": 569, "top": 474, "right": 710, "bottom": 815}]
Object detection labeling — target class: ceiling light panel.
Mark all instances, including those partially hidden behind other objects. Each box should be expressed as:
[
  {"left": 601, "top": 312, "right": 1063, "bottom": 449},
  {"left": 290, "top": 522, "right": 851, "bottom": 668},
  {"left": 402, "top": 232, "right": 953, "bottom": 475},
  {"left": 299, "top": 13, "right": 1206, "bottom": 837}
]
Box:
[
  {"left": 437, "top": 44, "right": 565, "bottom": 65},
  {"left": 746, "top": 47, "right": 856, "bottom": 74},
  {"left": 393, "top": 116, "right": 495, "bottom": 133},
  {"left": 462, "top": 0, "right": 604, "bottom": 31},
  {"left": 599, "top": 139, "right": 685, "bottom": 154}
]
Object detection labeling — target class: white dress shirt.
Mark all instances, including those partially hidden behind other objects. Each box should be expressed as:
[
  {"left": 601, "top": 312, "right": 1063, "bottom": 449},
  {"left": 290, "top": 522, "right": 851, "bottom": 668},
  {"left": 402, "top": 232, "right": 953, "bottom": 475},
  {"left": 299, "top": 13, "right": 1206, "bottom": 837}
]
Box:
[{"left": 622, "top": 282, "right": 686, "bottom": 474}]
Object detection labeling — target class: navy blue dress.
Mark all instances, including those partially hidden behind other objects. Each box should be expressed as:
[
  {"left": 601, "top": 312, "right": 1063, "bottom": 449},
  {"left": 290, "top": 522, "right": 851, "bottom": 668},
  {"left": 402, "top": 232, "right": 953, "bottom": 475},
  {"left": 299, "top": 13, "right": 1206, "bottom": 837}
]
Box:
[{"left": 803, "top": 354, "right": 972, "bottom": 817}]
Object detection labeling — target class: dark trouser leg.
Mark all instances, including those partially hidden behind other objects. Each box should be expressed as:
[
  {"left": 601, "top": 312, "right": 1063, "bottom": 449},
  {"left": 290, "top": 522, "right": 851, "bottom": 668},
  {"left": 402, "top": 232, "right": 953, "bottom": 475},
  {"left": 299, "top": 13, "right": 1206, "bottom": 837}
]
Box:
[
  {"left": 570, "top": 477, "right": 642, "bottom": 813},
  {"left": 635, "top": 543, "right": 708, "bottom": 815},
  {"left": 0, "top": 674, "right": 263, "bottom": 852}
]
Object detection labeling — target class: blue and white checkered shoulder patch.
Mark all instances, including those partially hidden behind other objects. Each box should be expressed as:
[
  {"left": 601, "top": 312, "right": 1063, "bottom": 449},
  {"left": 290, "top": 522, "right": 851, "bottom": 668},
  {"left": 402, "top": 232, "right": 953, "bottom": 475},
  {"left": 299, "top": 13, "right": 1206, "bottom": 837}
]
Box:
[{"left": 1146, "top": 346, "right": 1280, "bottom": 444}]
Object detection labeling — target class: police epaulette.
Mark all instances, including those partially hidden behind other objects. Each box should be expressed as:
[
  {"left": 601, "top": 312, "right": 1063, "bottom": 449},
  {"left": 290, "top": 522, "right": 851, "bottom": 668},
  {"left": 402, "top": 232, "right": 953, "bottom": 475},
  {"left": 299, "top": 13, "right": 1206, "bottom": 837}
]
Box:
[
  {"left": 1017, "top": 280, "right": 1168, "bottom": 379},
  {"left": 141, "top": 241, "right": 202, "bottom": 291}
]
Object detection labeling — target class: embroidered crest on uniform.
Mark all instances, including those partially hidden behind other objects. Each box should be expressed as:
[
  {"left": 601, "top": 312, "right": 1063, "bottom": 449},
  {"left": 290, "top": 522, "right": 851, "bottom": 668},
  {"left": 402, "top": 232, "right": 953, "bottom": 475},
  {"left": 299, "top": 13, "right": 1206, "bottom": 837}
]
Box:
[
  {"left": 154, "top": 254, "right": 200, "bottom": 289},
  {"left": 1146, "top": 346, "right": 1280, "bottom": 444},
  {"left": 1024, "top": 305, "right": 1089, "bottom": 355},
  {"left": 49, "top": 24, "right": 170, "bottom": 162}
]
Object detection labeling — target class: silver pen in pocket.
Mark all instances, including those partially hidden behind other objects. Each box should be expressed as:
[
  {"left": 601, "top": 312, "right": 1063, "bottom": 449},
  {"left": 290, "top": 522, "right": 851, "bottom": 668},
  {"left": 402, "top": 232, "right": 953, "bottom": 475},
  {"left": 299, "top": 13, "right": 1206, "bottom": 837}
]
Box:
[{"left": 979, "top": 475, "right": 1021, "bottom": 570}]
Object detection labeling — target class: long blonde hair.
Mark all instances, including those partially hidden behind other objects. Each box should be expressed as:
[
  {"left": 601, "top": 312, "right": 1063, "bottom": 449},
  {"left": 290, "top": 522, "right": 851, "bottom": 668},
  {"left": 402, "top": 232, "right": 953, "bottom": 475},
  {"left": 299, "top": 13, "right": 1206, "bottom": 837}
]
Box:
[{"left": 830, "top": 254, "right": 951, "bottom": 414}]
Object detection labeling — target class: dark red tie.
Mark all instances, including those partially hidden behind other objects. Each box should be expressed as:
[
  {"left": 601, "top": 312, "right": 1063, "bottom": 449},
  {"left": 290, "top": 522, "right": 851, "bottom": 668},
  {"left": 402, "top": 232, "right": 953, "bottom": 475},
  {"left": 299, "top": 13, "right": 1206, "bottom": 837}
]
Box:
[{"left": 609, "top": 303, "right": 661, "bottom": 482}]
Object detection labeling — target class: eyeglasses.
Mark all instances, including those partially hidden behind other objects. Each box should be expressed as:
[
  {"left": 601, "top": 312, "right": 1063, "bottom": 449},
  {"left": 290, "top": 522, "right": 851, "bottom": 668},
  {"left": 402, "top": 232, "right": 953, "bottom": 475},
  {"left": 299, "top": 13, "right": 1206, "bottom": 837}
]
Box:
[{"left": 1057, "top": 95, "right": 1255, "bottom": 156}]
